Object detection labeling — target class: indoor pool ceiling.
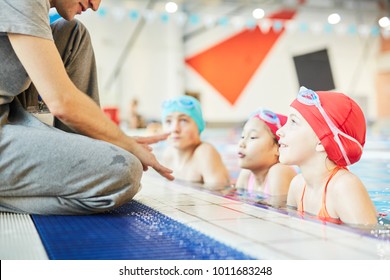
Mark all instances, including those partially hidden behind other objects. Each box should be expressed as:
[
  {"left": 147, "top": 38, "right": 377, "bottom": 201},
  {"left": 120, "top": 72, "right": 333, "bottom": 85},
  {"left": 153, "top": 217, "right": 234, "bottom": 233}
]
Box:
[
  {"left": 112, "top": 0, "right": 387, "bottom": 12},
  {"left": 106, "top": 0, "right": 388, "bottom": 23}
]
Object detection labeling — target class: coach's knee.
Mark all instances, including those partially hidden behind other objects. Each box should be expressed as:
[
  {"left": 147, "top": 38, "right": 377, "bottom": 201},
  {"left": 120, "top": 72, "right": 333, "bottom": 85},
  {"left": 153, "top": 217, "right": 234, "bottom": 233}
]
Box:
[
  {"left": 75, "top": 150, "right": 144, "bottom": 214},
  {"left": 110, "top": 152, "right": 143, "bottom": 206}
]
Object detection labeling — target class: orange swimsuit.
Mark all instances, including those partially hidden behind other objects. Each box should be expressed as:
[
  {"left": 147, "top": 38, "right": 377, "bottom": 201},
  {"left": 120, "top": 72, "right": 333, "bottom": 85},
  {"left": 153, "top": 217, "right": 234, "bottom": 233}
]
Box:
[{"left": 298, "top": 166, "right": 347, "bottom": 224}]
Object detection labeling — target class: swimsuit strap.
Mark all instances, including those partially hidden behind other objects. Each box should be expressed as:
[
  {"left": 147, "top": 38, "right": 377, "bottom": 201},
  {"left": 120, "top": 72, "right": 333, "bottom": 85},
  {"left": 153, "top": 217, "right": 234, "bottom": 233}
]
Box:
[
  {"left": 298, "top": 166, "right": 347, "bottom": 218},
  {"left": 263, "top": 178, "right": 270, "bottom": 194},
  {"left": 248, "top": 173, "right": 270, "bottom": 194},
  {"left": 247, "top": 173, "right": 255, "bottom": 193},
  {"left": 319, "top": 166, "right": 347, "bottom": 222},
  {"left": 298, "top": 183, "right": 306, "bottom": 214}
]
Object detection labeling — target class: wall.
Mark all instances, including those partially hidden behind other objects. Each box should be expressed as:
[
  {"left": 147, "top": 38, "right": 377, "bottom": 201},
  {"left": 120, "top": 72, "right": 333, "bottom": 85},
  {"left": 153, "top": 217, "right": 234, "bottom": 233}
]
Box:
[
  {"left": 376, "top": 36, "right": 390, "bottom": 118},
  {"left": 77, "top": 2, "right": 384, "bottom": 125}
]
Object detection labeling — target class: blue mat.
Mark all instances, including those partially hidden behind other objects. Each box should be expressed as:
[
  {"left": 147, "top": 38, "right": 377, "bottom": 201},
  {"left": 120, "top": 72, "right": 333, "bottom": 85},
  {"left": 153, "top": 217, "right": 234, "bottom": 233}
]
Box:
[{"left": 32, "top": 201, "right": 254, "bottom": 260}]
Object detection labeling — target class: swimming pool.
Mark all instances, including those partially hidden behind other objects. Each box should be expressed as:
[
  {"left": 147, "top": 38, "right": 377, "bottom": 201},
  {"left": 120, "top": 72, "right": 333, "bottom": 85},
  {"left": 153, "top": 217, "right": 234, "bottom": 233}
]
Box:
[
  {"left": 350, "top": 136, "right": 390, "bottom": 218},
  {"left": 200, "top": 127, "right": 390, "bottom": 224},
  {"left": 2, "top": 126, "right": 387, "bottom": 260},
  {"left": 131, "top": 125, "right": 390, "bottom": 242}
]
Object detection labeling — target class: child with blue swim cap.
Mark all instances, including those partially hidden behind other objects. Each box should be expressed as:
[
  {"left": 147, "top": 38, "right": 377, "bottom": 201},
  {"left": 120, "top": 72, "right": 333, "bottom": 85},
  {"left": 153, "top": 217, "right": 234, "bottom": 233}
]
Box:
[
  {"left": 161, "top": 95, "right": 205, "bottom": 134},
  {"left": 160, "top": 95, "right": 230, "bottom": 189}
]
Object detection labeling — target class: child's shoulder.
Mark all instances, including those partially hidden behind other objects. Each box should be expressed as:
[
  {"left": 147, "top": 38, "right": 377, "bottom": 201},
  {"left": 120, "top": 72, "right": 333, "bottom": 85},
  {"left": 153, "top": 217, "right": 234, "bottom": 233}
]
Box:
[
  {"left": 194, "top": 141, "right": 220, "bottom": 156},
  {"left": 235, "top": 169, "right": 251, "bottom": 189},
  {"left": 289, "top": 173, "right": 305, "bottom": 189},
  {"left": 267, "top": 164, "right": 300, "bottom": 195},
  {"left": 332, "top": 169, "right": 364, "bottom": 193},
  {"left": 268, "top": 163, "right": 297, "bottom": 177}
]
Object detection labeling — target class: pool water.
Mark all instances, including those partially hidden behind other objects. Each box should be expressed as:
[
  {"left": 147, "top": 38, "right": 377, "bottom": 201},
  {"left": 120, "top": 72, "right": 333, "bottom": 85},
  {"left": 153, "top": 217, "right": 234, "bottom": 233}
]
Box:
[{"left": 350, "top": 158, "right": 390, "bottom": 217}]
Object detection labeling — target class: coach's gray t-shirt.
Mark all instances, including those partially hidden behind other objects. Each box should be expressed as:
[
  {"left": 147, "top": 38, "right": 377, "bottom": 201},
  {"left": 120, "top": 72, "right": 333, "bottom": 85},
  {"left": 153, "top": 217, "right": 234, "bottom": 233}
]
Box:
[{"left": 0, "top": 0, "right": 53, "bottom": 106}]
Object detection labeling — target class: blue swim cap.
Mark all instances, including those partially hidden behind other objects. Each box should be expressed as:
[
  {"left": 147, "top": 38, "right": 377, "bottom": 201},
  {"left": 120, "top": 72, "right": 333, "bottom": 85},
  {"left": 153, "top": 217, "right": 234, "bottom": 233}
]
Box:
[{"left": 161, "top": 95, "right": 206, "bottom": 134}]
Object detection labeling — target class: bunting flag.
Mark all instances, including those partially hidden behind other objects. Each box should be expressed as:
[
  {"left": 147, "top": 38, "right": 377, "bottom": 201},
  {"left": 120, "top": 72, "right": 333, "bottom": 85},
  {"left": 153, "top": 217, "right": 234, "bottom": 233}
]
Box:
[
  {"left": 69, "top": 6, "right": 388, "bottom": 38},
  {"left": 49, "top": 7, "right": 388, "bottom": 37},
  {"left": 49, "top": 9, "right": 62, "bottom": 23}
]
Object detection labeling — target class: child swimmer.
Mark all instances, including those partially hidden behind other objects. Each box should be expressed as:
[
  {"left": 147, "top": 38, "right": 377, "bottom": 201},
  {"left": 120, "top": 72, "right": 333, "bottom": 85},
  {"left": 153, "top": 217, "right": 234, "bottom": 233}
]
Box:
[
  {"left": 160, "top": 95, "right": 230, "bottom": 190},
  {"left": 277, "top": 86, "right": 377, "bottom": 226}
]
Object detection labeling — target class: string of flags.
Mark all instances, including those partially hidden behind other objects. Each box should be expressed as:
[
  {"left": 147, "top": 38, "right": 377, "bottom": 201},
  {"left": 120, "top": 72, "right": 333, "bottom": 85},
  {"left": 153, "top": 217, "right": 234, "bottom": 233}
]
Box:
[{"left": 49, "top": 8, "right": 390, "bottom": 38}]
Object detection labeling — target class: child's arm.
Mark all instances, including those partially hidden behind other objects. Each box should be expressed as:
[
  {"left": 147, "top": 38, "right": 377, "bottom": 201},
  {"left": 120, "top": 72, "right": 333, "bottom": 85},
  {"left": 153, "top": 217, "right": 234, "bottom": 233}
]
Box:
[
  {"left": 235, "top": 169, "right": 251, "bottom": 190},
  {"left": 286, "top": 174, "right": 303, "bottom": 209},
  {"left": 267, "top": 164, "right": 297, "bottom": 196}
]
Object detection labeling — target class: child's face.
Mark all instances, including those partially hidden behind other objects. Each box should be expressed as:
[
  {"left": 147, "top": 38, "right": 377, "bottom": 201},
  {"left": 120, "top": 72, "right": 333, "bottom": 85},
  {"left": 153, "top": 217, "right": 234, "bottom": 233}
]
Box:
[
  {"left": 238, "top": 118, "right": 278, "bottom": 170},
  {"left": 277, "top": 107, "right": 319, "bottom": 166},
  {"left": 163, "top": 112, "right": 200, "bottom": 149}
]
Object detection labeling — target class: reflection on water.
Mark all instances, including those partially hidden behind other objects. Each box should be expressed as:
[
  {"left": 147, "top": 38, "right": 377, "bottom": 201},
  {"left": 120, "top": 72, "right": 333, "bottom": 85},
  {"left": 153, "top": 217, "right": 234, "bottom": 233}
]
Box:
[
  {"left": 350, "top": 159, "right": 390, "bottom": 217},
  {"left": 224, "top": 188, "right": 288, "bottom": 209},
  {"left": 164, "top": 174, "right": 390, "bottom": 244},
  {"left": 373, "top": 217, "right": 390, "bottom": 259}
]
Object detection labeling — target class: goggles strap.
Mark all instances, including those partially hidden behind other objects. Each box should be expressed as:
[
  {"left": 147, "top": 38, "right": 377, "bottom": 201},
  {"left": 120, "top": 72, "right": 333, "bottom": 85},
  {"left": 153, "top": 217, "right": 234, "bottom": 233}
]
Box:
[{"left": 316, "top": 105, "right": 362, "bottom": 165}]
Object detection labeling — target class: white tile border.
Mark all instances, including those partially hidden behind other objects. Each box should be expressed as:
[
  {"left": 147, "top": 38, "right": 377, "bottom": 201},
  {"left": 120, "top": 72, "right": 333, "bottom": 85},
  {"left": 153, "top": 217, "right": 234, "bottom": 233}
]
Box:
[{"left": 0, "top": 213, "right": 48, "bottom": 260}]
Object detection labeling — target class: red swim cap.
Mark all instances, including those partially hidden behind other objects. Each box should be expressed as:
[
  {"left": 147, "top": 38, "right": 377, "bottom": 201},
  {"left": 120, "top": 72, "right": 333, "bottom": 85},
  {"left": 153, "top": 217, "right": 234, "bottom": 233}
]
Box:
[
  {"left": 252, "top": 109, "right": 287, "bottom": 141},
  {"left": 291, "top": 88, "right": 366, "bottom": 166}
]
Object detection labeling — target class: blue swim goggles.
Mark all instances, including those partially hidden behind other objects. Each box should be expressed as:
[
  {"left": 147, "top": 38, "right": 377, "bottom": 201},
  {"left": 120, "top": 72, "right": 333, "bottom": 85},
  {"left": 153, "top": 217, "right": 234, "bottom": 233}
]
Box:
[
  {"left": 162, "top": 97, "right": 196, "bottom": 109},
  {"left": 161, "top": 95, "right": 206, "bottom": 134}
]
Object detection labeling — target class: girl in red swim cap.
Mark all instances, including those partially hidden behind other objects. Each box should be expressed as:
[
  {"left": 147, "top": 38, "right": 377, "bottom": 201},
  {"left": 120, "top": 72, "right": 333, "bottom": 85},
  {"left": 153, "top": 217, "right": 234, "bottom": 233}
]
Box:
[
  {"left": 235, "top": 108, "right": 296, "bottom": 200},
  {"left": 277, "top": 86, "right": 377, "bottom": 226}
]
